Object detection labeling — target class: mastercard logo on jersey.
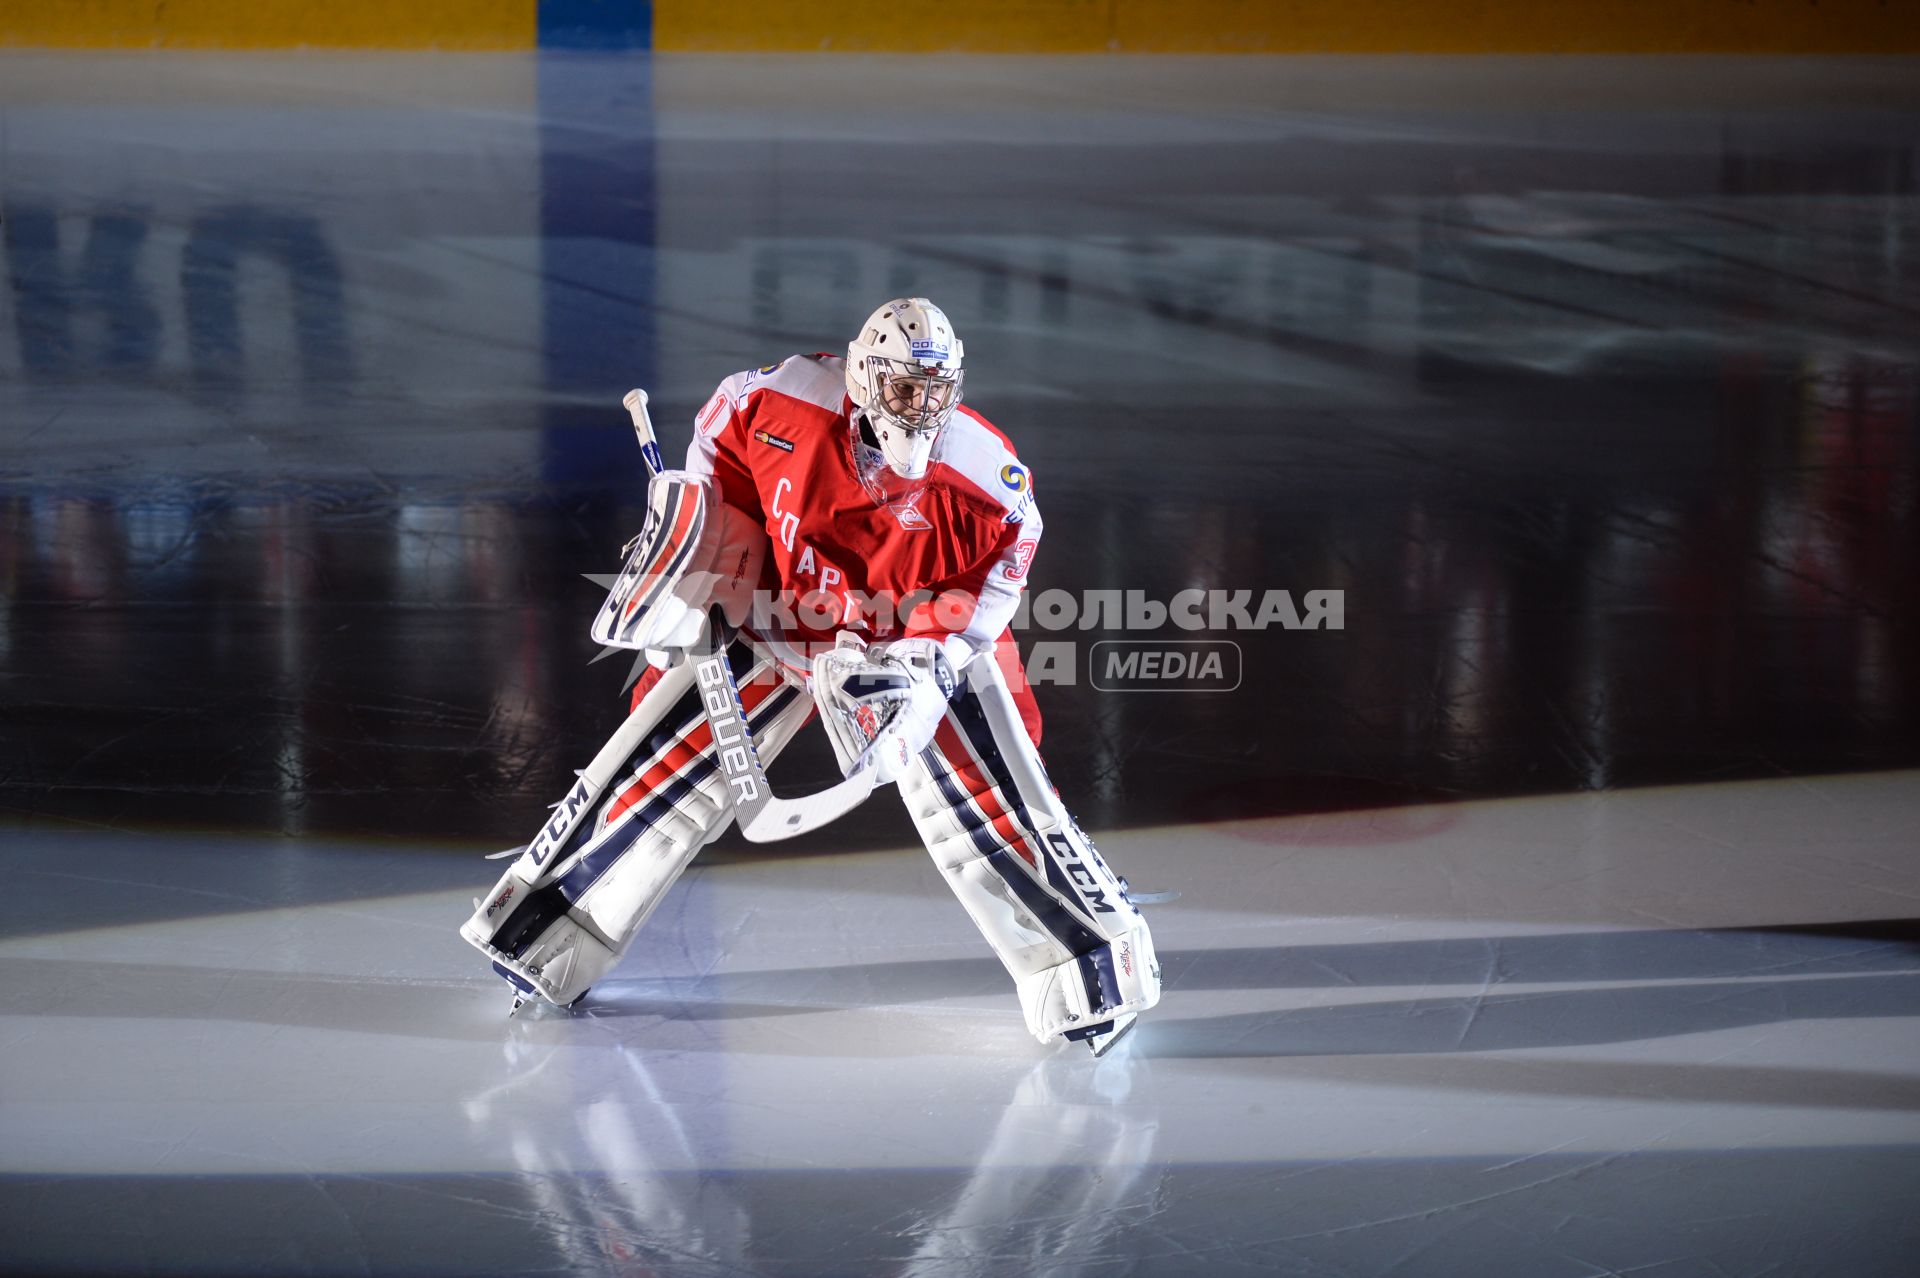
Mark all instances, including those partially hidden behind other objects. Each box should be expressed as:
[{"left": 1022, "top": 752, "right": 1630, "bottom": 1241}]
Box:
[
  {"left": 999, "top": 463, "right": 1029, "bottom": 493},
  {"left": 754, "top": 429, "right": 795, "bottom": 453}
]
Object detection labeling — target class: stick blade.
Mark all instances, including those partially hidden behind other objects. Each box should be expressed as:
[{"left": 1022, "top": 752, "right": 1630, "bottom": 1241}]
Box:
[{"left": 736, "top": 767, "right": 881, "bottom": 842}]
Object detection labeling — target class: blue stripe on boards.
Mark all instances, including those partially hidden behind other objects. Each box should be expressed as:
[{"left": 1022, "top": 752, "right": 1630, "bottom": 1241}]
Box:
[
  {"left": 536, "top": 22, "right": 654, "bottom": 486},
  {"left": 538, "top": 0, "right": 652, "bottom": 50}
]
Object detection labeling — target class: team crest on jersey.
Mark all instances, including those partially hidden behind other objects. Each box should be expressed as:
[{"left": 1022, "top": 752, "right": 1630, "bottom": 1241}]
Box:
[
  {"left": 999, "top": 463, "right": 1029, "bottom": 493},
  {"left": 891, "top": 500, "right": 932, "bottom": 530},
  {"left": 754, "top": 429, "right": 796, "bottom": 453}
]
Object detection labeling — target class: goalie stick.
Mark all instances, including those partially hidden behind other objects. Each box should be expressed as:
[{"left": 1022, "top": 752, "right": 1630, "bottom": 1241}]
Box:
[{"left": 622, "top": 388, "right": 881, "bottom": 841}]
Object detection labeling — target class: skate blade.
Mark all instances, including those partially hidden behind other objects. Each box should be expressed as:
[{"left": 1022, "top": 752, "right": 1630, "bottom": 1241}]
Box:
[
  {"left": 1092, "top": 1016, "right": 1138, "bottom": 1056},
  {"left": 1065, "top": 1013, "right": 1138, "bottom": 1057},
  {"left": 492, "top": 960, "right": 538, "bottom": 1018}
]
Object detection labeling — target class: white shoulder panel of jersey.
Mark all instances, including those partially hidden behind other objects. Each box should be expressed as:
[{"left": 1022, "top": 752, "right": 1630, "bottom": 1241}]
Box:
[
  {"left": 939, "top": 409, "right": 1034, "bottom": 520},
  {"left": 736, "top": 353, "right": 848, "bottom": 417},
  {"left": 714, "top": 368, "right": 753, "bottom": 410}
]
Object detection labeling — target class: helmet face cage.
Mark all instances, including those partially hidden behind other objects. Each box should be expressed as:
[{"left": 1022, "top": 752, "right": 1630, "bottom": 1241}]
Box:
[{"left": 865, "top": 356, "right": 963, "bottom": 435}]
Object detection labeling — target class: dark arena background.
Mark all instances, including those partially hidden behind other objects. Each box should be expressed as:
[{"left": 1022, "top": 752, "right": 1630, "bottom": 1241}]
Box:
[{"left": 4, "top": 3, "right": 1920, "bottom": 1275}]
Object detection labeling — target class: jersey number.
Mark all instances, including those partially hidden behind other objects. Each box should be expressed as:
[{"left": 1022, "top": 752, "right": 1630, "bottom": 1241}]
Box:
[{"left": 1006, "top": 539, "right": 1038, "bottom": 581}]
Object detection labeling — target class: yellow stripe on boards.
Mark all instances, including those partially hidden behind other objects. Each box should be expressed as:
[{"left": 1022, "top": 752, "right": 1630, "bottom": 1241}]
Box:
[
  {"left": 0, "top": 0, "right": 537, "bottom": 50},
  {"left": 655, "top": 0, "right": 1920, "bottom": 54},
  {"left": 655, "top": 0, "right": 1114, "bottom": 52}
]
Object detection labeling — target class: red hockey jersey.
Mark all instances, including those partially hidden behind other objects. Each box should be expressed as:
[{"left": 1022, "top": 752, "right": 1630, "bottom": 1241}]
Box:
[{"left": 684, "top": 353, "right": 1041, "bottom": 675}]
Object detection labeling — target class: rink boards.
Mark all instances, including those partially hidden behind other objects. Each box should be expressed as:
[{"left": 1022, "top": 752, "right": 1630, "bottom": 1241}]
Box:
[{"left": 7, "top": 0, "right": 1920, "bottom": 52}]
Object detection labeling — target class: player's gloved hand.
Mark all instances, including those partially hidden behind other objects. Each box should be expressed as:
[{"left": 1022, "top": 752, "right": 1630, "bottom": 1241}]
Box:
[
  {"left": 811, "top": 634, "right": 957, "bottom": 784},
  {"left": 636, "top": 595, "right": 705, "bottom": 670}
]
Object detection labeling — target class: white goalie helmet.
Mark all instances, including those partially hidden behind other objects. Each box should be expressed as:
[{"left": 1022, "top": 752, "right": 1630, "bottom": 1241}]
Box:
[{"left": 846, "top": 297, "right": 964, "bottom": 496}]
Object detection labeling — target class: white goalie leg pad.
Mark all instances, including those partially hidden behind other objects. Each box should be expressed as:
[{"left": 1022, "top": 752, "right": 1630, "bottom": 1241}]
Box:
[
  {"left": 898, "top": 656, "right": 1161, "bottom": 1047},
  {"left": 461, "top": 644, "right": 811, "bottom": 1006}
]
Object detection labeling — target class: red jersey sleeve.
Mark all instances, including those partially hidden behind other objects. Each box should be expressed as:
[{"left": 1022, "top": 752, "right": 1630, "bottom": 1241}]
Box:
[
  {"left": 684, "top": 376, "right": 764, "bottom": 524},
  {"left": 905, "top": 499, "right": 1042, "bottom": 666}
]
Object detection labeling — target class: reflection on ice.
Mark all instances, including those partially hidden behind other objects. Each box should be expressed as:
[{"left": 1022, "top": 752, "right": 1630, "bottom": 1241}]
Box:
[
  {"left": 898, "top": 1059, "right": 1162, "bottom": 1278},
  {"left": 460, "top": 1039, "right": 1163, "bottom": 1278},
  {"left": 463, "top": 1037, "right": 751, "bottom": 1276}
]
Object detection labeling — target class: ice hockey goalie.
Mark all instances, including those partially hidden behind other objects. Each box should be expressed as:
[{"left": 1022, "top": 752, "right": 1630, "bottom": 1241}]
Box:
[{"left": 461, "top": 298, "right": 1161, "bottom": 1055}]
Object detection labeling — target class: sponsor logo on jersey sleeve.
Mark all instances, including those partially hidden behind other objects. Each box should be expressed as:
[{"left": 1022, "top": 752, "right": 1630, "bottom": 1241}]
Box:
[
  {"left": 999, "top": 463, "right": 1030, "bottom": 493},
  {"left": 753, "top": 429, "right": 796, "bottom": 453}
]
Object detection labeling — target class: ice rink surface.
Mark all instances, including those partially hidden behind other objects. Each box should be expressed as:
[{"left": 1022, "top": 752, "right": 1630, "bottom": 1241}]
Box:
[{"left": 3, "top": 52, "right": 1919, "bottom": 1276}]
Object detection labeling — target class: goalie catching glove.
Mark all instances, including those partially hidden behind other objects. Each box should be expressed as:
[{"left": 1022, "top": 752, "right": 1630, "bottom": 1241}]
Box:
[
  {"left": 591, "top": 471, "right": 765, "bottom": 668},
  {"left": 812, "top": 635, "right": 958, "bottom": 784}
]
